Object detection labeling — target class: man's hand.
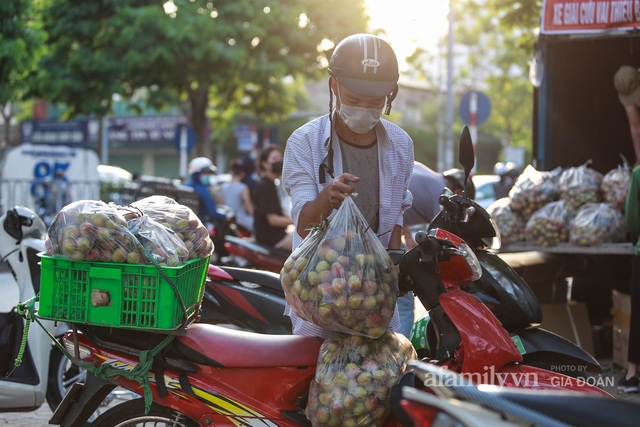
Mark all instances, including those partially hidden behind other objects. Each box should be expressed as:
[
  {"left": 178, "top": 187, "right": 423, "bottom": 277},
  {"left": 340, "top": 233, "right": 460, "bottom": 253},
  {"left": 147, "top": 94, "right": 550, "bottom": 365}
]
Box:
[{"left": 324, "top": 173, "right": 360, "bottom": 209}]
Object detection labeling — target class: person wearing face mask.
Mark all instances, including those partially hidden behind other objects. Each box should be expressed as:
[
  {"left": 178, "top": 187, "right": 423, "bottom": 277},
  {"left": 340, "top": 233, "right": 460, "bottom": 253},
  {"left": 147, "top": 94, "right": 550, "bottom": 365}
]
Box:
[
  {"left": 253, "top": 144, "right": 294, "bottom": 251},
  {"left": 281, "top": 33, "right": 414, "bottom": 338},
  {"left": 185, "top": 156, "right": 228, "bottom": 223}
]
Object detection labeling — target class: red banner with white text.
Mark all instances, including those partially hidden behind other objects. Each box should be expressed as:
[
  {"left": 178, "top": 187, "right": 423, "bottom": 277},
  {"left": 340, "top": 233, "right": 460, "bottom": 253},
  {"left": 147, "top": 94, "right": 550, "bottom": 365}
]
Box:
[{"left": 541, "top": 0, "right": 640, "bottom": 34}]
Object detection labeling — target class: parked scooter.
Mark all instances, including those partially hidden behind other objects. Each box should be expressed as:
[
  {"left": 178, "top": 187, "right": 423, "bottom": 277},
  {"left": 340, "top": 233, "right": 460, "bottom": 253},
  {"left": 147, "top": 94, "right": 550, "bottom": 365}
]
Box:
[
  {"left": 206, "top": 206, "right": 252, "bottom": 265},
  {"left": 408, "top": 135, "right": 601, "bottom": 375},
  {"left": 0, "top": 207, "right": 68, "bottom": 412},
  {"left": 0, "top": 207, "right": 139, "bottom": 416},
  {"left": 201, "top": 264, "right": 291, "bottom": 334},
  {"left": 223, "top": 234, "right": 289, "bottom": 273},
  {"left": 400, "top": 226, "right": 606, "bottom": 396},
  {"left": 392, "top": 360, "right": 637, "bottom": 427},
  {"left": 0, "top": 203, "right": 289, "bottom": 416}
]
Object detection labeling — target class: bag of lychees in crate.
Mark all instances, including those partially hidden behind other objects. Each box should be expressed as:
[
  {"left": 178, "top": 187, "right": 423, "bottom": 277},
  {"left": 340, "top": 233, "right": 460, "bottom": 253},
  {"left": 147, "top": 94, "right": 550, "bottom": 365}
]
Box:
[
  {"left": 305, "top": 331, "right": 417, "bottom": 427},
  {"left": 45, "top": 200, "right": 146, "bottom": 263},
  {"left": 281, "top": 196, "right": 398, "bottom": 338},
  {"left": 126, "top": 214, "right": 190, "bottom": 266},
  {"left": 130, "top": 195, "right": 213, "bottom": 259}
]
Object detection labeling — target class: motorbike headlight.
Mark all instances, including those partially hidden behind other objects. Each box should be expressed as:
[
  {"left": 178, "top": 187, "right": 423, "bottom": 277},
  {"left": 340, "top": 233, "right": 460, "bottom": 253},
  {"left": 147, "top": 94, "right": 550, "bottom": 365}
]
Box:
[{"left": 454, "top": 240, "right": 482, "bottom": 282}]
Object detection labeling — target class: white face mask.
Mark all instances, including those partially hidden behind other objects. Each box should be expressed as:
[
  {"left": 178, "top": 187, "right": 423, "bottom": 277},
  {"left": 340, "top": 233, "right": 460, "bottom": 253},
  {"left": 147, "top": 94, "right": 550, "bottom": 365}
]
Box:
[{"left": 336, "top": 86, "right": 383, "bottom": 134}]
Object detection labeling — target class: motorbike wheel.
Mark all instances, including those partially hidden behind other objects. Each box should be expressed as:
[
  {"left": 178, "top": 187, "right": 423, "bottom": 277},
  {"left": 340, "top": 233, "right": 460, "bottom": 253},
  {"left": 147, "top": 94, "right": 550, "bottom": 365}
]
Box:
[
  {"left": 91, "top": 398, "right": 198, "bottom": 427},
  {"left": 46, "top": 344, "right": 86, "bottom": 411}
]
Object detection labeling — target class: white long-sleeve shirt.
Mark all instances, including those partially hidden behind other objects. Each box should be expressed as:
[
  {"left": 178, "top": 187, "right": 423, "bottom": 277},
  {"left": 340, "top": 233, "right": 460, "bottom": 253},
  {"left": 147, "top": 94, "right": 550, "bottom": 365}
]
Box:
[{"left": 282, "top": 113, "right": 414, "bottom": 338}]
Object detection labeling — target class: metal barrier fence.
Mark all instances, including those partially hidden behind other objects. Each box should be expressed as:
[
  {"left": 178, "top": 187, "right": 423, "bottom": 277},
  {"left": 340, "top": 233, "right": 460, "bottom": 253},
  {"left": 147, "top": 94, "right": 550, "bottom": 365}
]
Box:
[{"left": 0, "top": 179, "right": 100, "bottom": 221}]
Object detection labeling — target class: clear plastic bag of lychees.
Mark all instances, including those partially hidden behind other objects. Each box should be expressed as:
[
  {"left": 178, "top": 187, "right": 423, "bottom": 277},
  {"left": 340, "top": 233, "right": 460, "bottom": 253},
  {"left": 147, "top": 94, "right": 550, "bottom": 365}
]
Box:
[
  {"left": 281, "top": 196, "right": 398, "bottom": 338},
  {"left": 305, "top": 331, "right": 416, "bottom": 427}
]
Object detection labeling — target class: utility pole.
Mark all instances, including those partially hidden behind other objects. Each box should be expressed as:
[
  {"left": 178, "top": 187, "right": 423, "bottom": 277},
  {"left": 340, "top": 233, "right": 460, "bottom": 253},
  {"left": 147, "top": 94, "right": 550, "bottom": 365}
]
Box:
[{"left": 444, "top": 0, "right": 455, "bottom": 169}]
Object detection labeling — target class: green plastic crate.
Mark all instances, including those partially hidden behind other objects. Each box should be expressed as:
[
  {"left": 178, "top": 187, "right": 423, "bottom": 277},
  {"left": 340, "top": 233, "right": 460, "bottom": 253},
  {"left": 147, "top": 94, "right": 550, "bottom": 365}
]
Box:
[{"left": 38, "top": 254, "right": 208, "bottom": 332}]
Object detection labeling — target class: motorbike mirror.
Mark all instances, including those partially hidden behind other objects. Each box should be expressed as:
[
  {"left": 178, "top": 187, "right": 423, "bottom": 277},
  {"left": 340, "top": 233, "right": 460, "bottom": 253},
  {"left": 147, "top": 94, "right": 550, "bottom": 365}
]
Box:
[{"left": 458, "top": 125, "right": 475, "bottom": 188}]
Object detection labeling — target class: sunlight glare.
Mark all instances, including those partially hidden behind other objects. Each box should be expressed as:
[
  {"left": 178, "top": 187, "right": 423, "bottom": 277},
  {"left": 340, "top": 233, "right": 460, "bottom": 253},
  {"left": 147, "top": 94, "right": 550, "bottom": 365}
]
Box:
[{"left": 365, "top": 0, "right": 449, "bottom": 70}]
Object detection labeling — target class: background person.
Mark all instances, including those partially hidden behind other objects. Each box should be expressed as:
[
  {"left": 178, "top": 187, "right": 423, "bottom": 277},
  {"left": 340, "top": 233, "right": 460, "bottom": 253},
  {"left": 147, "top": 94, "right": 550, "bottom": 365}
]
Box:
[
  {"left": 253, "top": 145, "right": 293, "bottom": 251},
  {"left": 46, "top": 169, "right": 74, "bottom": 216},
  {"left": 614, "top": 65, "right": 640, "bottom": 168},
  {"left": 493, "top": 161, "right": 519, "bottom": 200},
  {"left": 398, "top": 161, "right": 445, "bottom": 338},
  {"left": 619, "top": 146, "right": 640, "bottom": 393},
  {"left": 220, "top": 159, "right": 254, "bottom": 233},
  {"left": 184, "top": 157, "right": 228, "bottom": 224},
  {"left": 282, "top": 33, "right": 414, "bottom": 339}
]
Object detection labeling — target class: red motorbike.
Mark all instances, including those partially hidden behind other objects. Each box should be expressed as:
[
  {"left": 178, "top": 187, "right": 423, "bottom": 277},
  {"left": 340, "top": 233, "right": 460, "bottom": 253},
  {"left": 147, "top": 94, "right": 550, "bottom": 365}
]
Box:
[
  {"left": 401, "top": 228, "right": 607, "bottom": 396},
  {"left": 48, "top": 225, "right": 607, "bottom": 427},
  {"left": 223, "top": 234, "right": 289, "bottom": 273}
]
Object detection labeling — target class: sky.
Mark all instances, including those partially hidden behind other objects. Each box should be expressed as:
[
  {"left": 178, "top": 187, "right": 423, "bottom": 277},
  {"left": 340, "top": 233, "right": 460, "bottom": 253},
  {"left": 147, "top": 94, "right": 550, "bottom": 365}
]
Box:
[{"left": 364, "top": 0, "right": 450, "bottom": 71}]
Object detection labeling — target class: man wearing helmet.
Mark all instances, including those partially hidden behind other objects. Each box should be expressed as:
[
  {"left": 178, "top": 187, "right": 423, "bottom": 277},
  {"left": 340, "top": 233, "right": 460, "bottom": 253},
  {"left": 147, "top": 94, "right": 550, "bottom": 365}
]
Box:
[
  {"left": 185, "top": 157, "right": 228, "bottom": 223},
  {"left": 442, "top": 168, "right": 476, "bottom": 200},
  {"left": 282, "top": 33, "right": 414, "bottom": 338},
  {"left": 493, "top": 161, "right": 518, "bottom": 200}
]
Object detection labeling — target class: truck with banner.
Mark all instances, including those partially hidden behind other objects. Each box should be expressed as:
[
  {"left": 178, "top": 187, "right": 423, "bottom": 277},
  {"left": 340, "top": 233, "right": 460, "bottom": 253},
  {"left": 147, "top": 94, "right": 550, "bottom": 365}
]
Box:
[{"left": 533, "top": 0, "right": 640, "bottom": 173}]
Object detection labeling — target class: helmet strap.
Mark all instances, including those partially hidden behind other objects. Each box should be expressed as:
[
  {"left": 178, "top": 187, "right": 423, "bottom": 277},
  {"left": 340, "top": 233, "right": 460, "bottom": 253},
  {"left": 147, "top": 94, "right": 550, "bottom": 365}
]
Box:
[
  {"left": 384, "top": 85, "right": 399, "bottom": 115},
  {"left": 320, "top": 78, "right": 336, "bottom": 184},
  {"left": 328, "top": 77, "right": 334, "bottom": 116}
]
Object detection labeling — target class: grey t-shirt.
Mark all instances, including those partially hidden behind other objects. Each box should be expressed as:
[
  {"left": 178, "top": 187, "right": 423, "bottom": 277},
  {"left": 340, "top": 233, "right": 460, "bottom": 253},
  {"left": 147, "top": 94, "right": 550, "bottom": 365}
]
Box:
[{"left": 340, "top": 138, "right": 380, "bottom": 232}]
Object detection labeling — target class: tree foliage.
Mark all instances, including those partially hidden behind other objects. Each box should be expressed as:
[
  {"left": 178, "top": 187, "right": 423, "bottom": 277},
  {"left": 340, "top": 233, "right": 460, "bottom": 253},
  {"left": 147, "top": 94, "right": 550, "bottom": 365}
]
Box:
[
  {"left": 31, "top": 0, "right": 368, "bottom": 156},
  {"left": 0, "top": 0, "right": 46, "bottom": 144},
  {"left": 450, "top": 0, "right": 539, "bottom": 167}
]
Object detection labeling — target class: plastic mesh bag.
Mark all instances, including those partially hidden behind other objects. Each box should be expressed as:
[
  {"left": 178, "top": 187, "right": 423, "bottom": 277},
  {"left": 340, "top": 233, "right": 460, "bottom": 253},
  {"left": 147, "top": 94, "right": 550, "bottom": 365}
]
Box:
[
  {"left": 569, "top": 202, "right": 627, "bottom": 246},
  {"left": 601, "top": 164, "right": 631, "bottom": 212},
  {"left": 305, "top": 331, "right": 417, "bottom": 427},
  {"left": 558, "top": 163, "right": 603, "bottom": 211},
  {"left": 45, "top": 200, "right": 146, "bottom": 263},
  {"left": 487, "top": 197, "right": 526, "bottom": 245},
  {"left": 130, "top": 196, "right": 213, "bottom": 259},
  {"left": 524, "top": 200, "right": 571, "bottom": 247},
  {"left": 281, "top": 196, "right": 398, "bottom": 338},
  {"left": 509, "top": 165, "right": 560, "bottom": 219}
]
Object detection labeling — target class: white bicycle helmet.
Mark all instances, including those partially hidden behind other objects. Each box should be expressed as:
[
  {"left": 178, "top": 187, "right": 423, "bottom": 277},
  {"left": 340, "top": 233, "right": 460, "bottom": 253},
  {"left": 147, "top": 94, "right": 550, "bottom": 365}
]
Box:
[{"left": 188, "top": 157, "right": 217, "bottom": 175}]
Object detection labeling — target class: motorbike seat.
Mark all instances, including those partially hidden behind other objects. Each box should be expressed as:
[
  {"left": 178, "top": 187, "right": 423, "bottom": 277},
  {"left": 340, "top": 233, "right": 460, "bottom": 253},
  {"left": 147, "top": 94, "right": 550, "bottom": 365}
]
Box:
[{"left": 176, "top": 323, "right": 322, "bottom": 368}]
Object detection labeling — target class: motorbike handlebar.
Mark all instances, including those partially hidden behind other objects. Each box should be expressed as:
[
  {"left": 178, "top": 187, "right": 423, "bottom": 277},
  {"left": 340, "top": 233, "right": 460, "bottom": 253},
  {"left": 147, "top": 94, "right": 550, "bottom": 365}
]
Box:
[{"left": 415, "top": 231, "right": 439, "bottom": 257}]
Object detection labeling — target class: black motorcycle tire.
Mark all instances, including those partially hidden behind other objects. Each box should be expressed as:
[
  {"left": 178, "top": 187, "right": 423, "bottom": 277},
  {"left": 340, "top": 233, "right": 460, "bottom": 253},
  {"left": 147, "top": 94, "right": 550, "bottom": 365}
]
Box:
[
  {"left": 46, "top": 343, "right": 86, "bottom": 411},
  {"left": 91, "top": 398, "right": 199, "bottom": 427}
]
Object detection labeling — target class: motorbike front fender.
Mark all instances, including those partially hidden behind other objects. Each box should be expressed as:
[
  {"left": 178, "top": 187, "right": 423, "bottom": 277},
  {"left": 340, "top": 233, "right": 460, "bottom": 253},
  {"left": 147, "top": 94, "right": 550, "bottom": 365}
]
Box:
[
  {"left": 49, "top": 371, "right": 115, "bottom": 427},
  {"left": 512, "top": 328, "right": 601, "bottom": 373}
]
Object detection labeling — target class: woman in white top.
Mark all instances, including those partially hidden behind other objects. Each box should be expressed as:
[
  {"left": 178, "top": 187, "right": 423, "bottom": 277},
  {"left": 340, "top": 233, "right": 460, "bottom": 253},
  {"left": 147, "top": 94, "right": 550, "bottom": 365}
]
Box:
[{"left": 220, "top": 159, "right": 254, "bottom": 233}]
